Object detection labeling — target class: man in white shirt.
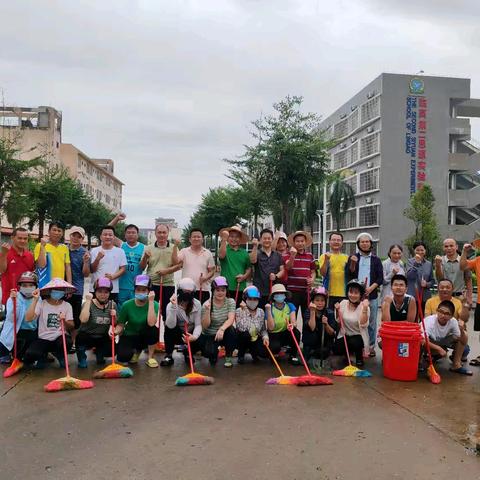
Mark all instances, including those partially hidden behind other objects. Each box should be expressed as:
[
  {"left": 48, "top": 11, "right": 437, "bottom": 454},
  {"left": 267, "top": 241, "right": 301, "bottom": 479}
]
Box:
[{"left": 90, "top": 226, "right": 127, "bottom": 303}]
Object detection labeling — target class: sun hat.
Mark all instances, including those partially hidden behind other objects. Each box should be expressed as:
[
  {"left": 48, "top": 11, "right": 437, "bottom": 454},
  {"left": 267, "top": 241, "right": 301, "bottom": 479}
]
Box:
[
  {"left": 93, "top": 277, "right": 113, "bottom": 291},
  {"left": 219, "top": 225, "right": 249, "bottom": 244},
  {"left": 271, "top": 283, "right": 287, "bottom": 295},
  {"left": 69, "top": 226, "right": 85, "bottom": 238},
  {"left": 287, "top": 230, "right": 313, "bottom": 248},
  {"left": 39, "top": 277, "right": 76, "bottom": 294},
  {"left": 178, "top": 277, "right": 196, "bottom": 292}
]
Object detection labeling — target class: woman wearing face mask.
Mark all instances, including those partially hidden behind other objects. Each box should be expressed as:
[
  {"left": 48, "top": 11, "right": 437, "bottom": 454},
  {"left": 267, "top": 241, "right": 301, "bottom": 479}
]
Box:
[
  {"left": 235, "top": 286, "right": 269, "bottom": 364},
  {"left": 406, "top": 241, "right": 434, "bottom": 305},
  {"left": 265, "top": 284, "right": 301, "bottom": 365},
  {"left": 115, "top": 274, "right": 159, "bottom": 368},
  {"left": 161, "top": 277, "right": 202, "bottom": 367},
  {"left": 200, "top": 276, "right": 237, "bottom": 367},
  {"left": 75, "top": 277, "right": 117, "bottom": 368},
  {"left": 333, "top": 279, "right": 370, "bottom": 367},
  {"left": 0, "top": 272, "right": 39, "bottom": 365},
  {"left": 382, "top": 245, "right": 405, "bottom": 301},
  {"left": 24, "top": 277, "right": 76, "bottom": 368}
]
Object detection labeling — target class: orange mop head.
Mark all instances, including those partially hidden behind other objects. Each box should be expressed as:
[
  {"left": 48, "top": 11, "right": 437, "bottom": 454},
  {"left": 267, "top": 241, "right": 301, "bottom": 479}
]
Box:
[{"left": 3, "top": 358, "right": 24, "bottom": 378}]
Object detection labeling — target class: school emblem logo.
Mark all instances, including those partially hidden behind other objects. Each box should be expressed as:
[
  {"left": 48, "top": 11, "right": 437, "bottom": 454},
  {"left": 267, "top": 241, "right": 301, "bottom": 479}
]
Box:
[{"left": 409, "top": 78, "right": 424, "bottom": 95}]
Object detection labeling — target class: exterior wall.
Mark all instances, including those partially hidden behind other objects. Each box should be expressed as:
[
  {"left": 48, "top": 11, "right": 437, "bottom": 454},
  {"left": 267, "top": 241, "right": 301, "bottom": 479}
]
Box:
[{"left": 60, "top": 144, "right": 123, "bottom": 213}]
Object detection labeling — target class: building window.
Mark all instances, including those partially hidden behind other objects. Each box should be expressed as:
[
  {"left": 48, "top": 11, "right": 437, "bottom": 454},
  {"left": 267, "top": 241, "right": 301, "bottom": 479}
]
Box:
[
  {"left": 361, "top": 96, "right": 380, "bottom": 124},
  {"left": 359, "top": 169, "right": 379, "bottom": 193},
  {"left": 338, "top": 209, "right": 357, "bottom": 230},
  {"left": 345, "top": 175, "right": 357, "bottom": 195},
  {"left": 326, "top": 213, "right": 332, "bottom": 231},
  {"left": 359, "top": 205, "right": 378, "bottom": 227},
  {"left": 334, "top": 118, "right": 348, "bottom": 139},
  {"left": 360, "top": 132, "right": 379, "bottom": 159},
  {"left": 348, "top": 110, "right": 359, "bottom": 133}
]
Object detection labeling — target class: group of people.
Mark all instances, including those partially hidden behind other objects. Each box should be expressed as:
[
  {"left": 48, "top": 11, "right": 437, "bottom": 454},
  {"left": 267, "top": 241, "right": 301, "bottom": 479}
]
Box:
[{"left": 0, "top": 213, "right": 478, "bottom": 378}]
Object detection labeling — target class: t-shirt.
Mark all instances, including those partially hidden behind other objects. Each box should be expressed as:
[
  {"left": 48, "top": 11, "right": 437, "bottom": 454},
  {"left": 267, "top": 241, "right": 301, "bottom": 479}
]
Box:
[
  {"left": 319, "top": 253, "right": 348, "bottom": 297},
  {"left": 252, "top": 249, "right": 284, "bottom": 296},
  {"left": 423, "top": 314, "right": 461, "bottom": 343},
  {"left": 202, "top": 297, "right": 236, "bottom": 335},
  {"left": 118, "top": 298, "right": 159, "bottom": 336},
  {"left": 165, "top": 299, "right": 202, "bottom": 339},
  {"left": 389, "top": 295, "right": 413, "bottom": 321},
  {"left": 78, "top": 300, "right": 117, "bottom": 337},
  {"left": 90, "top": 246, "right": 127, "bottom": 293},
  {"left": 220, "top": 245, "right": 251, "bottom": 291},
  {"left": 69, "top": 246, "right": 86, "bottom": 296},
  {"left": 1, "top": 248, "right": 35, "bottom": 305},
  {"left": 269, "top": 302, "right": 296, "bottom": 333},
  {"left": 466, "top": 257, "right": 480, "bottom": 304},
  {"left": 178, "top": 247, "right": 215, "bottom": 290},
  {"left": 119, "top": 242, "right": 145, "bottom": 292},
  {"left": 286, "top": 251, "right": 316, "bottom": 292},
  {"left": 35, "top": 299, "right": 73, "bottom": 341},
  {"left": 338, "top": 300, "right": 369, "bottom": 346},
  {"left": 144, "top": 242, "right": 175, "bottom": 286},
  {"left": 424, "top": 296, "right": 463, "bottom": 320},
  {"left": 441, "top": 255, "right": 470, "bottom": 293},
  {"left": 34, "top": 243, "right": 70, "bottom": 287}
]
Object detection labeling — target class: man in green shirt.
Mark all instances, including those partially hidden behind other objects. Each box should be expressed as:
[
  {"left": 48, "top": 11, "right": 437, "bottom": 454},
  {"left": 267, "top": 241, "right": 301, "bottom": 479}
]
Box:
[{"left": 219, "top": 226, "right": 251, "bottom": 307}]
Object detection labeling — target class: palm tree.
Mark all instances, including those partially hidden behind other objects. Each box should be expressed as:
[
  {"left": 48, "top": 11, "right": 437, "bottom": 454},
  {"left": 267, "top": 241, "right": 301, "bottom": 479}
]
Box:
[{"left": 328, "top": 171, "right": 356, "bottom": 231}]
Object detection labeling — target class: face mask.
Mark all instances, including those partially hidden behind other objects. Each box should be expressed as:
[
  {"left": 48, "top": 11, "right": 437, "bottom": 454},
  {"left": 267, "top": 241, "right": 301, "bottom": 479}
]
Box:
[
  {"left": 50, "top": 290, "right": 65, "bottom": 300},
  {"left": 273, "top": 294, "right": 286, "bottom": 303},
  {"left": 178, "top": 290, "right": 194, "bottom": 303},
  {"left": 135, "top": 293, "right": 148, "bottom": 301},
  {"left": 20, "top": 286, "right": 35, "bottom": 298},
  {"left": 246, "top": 299, "right": 259, "bottom": 310}
]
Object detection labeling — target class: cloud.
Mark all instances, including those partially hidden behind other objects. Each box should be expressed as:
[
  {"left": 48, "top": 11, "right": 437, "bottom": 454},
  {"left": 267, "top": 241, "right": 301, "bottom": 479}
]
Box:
[{"left": 2, "top": 0, "right": 480, "bottom": 228}]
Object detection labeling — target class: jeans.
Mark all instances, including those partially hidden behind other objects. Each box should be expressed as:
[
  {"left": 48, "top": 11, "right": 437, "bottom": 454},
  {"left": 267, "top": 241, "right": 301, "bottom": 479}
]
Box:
[
  {"left": 367, "top": 297, "right": 379, "bottom": 348},
  {"left": 163, "top": 325, "right": 200, "bottom": 356},
  {"left": 116, "top": 326, "right": 159, "bottom": 362}
]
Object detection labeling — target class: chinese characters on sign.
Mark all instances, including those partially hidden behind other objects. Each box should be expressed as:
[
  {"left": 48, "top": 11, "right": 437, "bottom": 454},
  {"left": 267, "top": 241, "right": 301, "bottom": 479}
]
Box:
[{"left": 405, "top": 95, "right": 428, "bottom": 193}]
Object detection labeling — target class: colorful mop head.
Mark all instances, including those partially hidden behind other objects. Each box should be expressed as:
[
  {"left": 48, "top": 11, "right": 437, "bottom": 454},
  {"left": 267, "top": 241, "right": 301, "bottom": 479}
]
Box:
[
  {"left": 3, "top": 296, "right": 24, "bottom": 378},
  {"left": 175, "top": 322, "right": 214, "bottom": 386},
  {"left": 94, "top": 311, "right": 133, "bottom": 379},
  {"left": 44, "top": 317, "right": 94, "bottom": 393},
  {"left": 333, "top": 309, "right": 372, "bottom": 378}
]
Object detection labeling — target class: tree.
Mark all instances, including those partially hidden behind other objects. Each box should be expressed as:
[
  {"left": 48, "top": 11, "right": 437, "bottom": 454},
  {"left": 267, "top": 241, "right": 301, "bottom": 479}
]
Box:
[
  {"left": 0, "top": 137, "right": 44, "bottom": 224},
  {"left": 227, "top": 95, "right": 331, "bottom": 232},
  {"left": 75, "top": 196, "right": 114, "bottom": 247},
  {"left": 404, "top": 184, "right": 442, "bottom": 257},
  {"left": 329, "top": 172, "right": 356, "bottom": 231}
]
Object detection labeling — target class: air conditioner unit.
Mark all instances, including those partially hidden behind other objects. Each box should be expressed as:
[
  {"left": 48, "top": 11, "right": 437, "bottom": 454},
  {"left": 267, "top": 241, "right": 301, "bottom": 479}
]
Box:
[
  {"left": 341, "top": 143, "right": 347, "bottom": 149},
  {"left": 367, "top": 91, "right": 376, "bottom": 99},
  {"left": 366, "top": 126, "right": 374, "bottom": 133},
  {"left": 365, "top": 197, "right": 373, "bottom": 204},
  {"left": 340, "top": 113, "right": 347, "bottom": 119},
  {"left": 366, "top": 162, "right": 373, "bottom": 168},
  {"left": 351, "top": 105, "right": 357, "bottom": 111},
  {"left": 351, "top": 136, "right": 357, "bottom": 143}
]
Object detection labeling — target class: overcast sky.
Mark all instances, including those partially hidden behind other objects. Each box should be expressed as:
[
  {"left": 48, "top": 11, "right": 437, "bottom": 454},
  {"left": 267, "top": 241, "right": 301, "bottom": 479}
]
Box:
[{"left": 2, "top": 0, "right": 480, "bottom": 228}]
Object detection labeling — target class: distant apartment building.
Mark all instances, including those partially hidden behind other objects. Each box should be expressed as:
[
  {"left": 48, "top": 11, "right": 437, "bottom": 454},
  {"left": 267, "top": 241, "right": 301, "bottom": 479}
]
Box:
[
  {"left": 60, "top": 144, "right": 123, "bottom": 212},
  {"left": 155, "top": 217, "right": 178, "bottom": 229},
  {"left": 315, "top": 73, "right": 480, "bottom": 255}
]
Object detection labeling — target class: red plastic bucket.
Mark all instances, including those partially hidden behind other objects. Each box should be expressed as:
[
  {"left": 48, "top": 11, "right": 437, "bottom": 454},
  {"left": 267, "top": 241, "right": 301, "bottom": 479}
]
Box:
[{"left": 379, "top": 322, "right": 422, "bottom": 381}]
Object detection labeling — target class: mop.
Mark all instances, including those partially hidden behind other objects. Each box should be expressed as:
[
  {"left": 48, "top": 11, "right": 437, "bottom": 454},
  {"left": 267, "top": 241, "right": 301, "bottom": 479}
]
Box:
[
  {"left": 264, "top": 343, "right": 296, "bottom": 385},
  {"left": 416, "top": 288, "right": 441, "bottom": 385},
  {"left": 332, "top": 308, "right": 372, "bottom": 377},
  {"left": 154, "top": 277, "right": 165, "bottom": 352},
  {"left": 3, "top": 295, "right": 24, "bottom": 378},
  {"left": 44, "top": 318, "right": 94, "bottom": 392},
  {"left": 93, "top": 310, "right": 133, "bottom": 379},
  {"left": 175, "top": 320, "right": 214, "bottom": 386}
]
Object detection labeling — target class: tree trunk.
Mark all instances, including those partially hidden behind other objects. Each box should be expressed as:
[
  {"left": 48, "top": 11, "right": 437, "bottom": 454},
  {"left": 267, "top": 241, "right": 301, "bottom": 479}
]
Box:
[
  {"left": 281, "top": 202, "right": 290, "bottom": 233},
  {"left": 38, "top": 212, "right": 45, "bottom": 238}
]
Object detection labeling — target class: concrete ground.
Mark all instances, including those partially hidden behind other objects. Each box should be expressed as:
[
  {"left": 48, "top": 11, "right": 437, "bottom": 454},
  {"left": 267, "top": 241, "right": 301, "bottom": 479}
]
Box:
[{"left": 1, "top": 322, "right": 479, "bottom": 480}]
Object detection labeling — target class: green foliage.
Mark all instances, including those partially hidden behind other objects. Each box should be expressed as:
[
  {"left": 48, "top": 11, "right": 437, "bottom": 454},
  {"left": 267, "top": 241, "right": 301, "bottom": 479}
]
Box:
[
  {"left": 329, "top": 172, "right": 356, "bottom": 231},
  {"left": 404, "top": 184, "right": 442, "bottom": 257}
]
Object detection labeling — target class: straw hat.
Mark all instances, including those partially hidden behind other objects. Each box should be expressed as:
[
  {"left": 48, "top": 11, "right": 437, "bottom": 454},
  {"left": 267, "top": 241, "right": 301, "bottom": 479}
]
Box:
[
  {"left": 271, "top": 283, "right": 287, "bottom": 295},
  {"left": 287, "top": 230, "right": 313, "bottom": 248},
  {"left": 39, "top": 277, "right": 76, "bottom": 294},
  {"left": 219, "top": 225, "right": 249, "bottom": 244}
]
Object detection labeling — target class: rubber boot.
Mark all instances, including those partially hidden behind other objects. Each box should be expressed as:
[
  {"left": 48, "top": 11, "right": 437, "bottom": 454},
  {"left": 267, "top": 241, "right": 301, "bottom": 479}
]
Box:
[{"left": 76, "top": 347, "right": 87, "bottom": 368}]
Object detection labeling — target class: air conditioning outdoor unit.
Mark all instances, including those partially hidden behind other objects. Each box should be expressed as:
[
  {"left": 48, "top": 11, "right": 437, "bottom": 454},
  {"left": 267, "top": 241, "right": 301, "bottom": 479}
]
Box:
[
  {"left": 340, "top": 113, "right": 347, "bottom": 119},
  {"left": 367, "top": 91, "right": 376, "bottom": 99},
  {"left": 365, "top": 197, "right": 373, "bottom": 204},
  {"left": 351, "top": 136, "right": 357, "bottom": 143},
  {"left": 366, "top": 126, "right": 374, "bottom": 133},
  {"left": 366, "top": 162, "right": 373, "bottom": 168}
]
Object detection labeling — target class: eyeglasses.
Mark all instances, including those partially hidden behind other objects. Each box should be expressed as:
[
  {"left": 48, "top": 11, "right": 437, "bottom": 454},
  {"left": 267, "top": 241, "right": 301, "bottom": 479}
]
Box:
[{"left": 437, "top": 309, "right": 452, "bottom": 316}]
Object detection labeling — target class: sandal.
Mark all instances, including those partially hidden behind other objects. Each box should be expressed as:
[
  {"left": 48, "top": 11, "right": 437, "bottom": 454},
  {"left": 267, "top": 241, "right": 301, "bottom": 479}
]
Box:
[
  {"left": 449, "top": 366, "right": 473, "bottom": 376},
  {"left": 469, "top": 357, "right": 480, "bottom": 367},
  {"left": 145, "top": 358, "right": 159, "bottom": 368}
]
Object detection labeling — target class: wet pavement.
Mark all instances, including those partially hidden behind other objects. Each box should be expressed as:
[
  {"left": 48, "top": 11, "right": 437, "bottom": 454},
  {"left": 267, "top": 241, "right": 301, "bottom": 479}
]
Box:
[{"left": 1, "top": 323, "right": 479, "bottom": 480}]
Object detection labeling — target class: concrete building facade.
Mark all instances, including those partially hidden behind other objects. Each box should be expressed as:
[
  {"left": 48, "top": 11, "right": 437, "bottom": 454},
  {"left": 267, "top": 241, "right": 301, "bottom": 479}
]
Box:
[{"left": 318, "top": 73, "right": 480, "bottom": 255}]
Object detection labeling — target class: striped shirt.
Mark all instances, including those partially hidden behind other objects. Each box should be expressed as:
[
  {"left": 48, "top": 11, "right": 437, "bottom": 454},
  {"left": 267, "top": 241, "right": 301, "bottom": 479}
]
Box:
[
  {"left": 286, "top": 251, "right": 316, "bottom": 292},
  {"left": 235, "top": 307, "right": 268, "bottom": 341},
  {"left": 202, "top": 297, "right": 236, "bottom": 335}
]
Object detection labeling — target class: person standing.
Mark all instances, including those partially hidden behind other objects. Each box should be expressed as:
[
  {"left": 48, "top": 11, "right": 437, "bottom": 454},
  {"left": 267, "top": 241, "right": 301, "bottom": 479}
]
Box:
[
  {"left": 284, "top": 231, "right": 316, "bottom": 316},
  {"left": 67, "top": 226, "right": 90, "bottom": 351},
  {"left": 249, "top": 228, "right": 285, "bottom": 308},
  {"left": 319, "top": 232, "right": 349, "bottom": 309},
  {"left": 406, "top": 241, "right": 435, "bottom": 309},
  {"left": 218, "top": 226, "right": 251, "bottom": 307},
  {"left": 346, "top": 232, "right": 383, "bottom": 357},
  {"left": 90, "top": 226, "right": 127, "bottom": 304},
  {"left": 34, "top": 222, "right": 72, "bottom": 287},
  {"left": 140, "top": 223, "right": 182, "bottom": 320},
  {"left": 273, "top": 231, "right": 290, "bottom": 286},
  {"left": 173, "top": 228, "right": 215, "bottom": 302},
  {"left": 434, "top": 238, "right": 472, "bottom": 303},
  {"left": 381, "top": 244, "right": 405, "bottom": 301},
  {"left": 0, "top": 227, "right": 35, "bottom": 308}
]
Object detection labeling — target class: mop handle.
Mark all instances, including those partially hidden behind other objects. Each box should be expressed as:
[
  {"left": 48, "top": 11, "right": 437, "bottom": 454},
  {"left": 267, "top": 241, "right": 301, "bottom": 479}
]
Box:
[
  {"left": 234, "top": 282, "right": 240, "bottom": 304},
  {"left": 269, "top": 279, "right": 273, "bottom": 296},
  {"left": 337, "top": 307, "right": 352, "bottom": 367},
  {"left": 416, "top": 288, "right": 434, "bottom": 365},
  {"left": 287, "top": 324, "right": 312, "bottom": 376},
  {"left": 12, "top": 294, "right": 18, "bottom": 359},
  {"left": 264, "top": 343, "right": 286, "bottom": 377},
  {"left": 199, "top": 287, "right": 203, "bottom": 303},
  {"left": 158, "top": 277, "right": 163, "bottom": 341},
  {"left": 111, "top": 309, "right": 116, "bottom": 360},
  {"left": 60, "top": 316, "right": 70, "bottom": 378},
  {"left": 183, "top": 320, "right": 195, "bottom": 375}
]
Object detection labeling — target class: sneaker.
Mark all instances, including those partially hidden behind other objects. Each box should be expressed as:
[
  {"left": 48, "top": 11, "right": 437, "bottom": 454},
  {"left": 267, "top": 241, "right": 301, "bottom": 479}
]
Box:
[
  {"left": 145, "top": 358, "right": 159, "bottom": 368},
  {"left": 129, "top": 352, "right": 140, "bottom": 364},
  {"left": 224, "top": 357, "right": 233, "bottom": 368},
  {"left": 160, "top": 356, "right": 174, "bottom": 367},
  {"left": 237, "top": 355, "right": 245, "bottom": 365},
  {"left": 288, "top": 356, "right": 301, "bottom": 366}
]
